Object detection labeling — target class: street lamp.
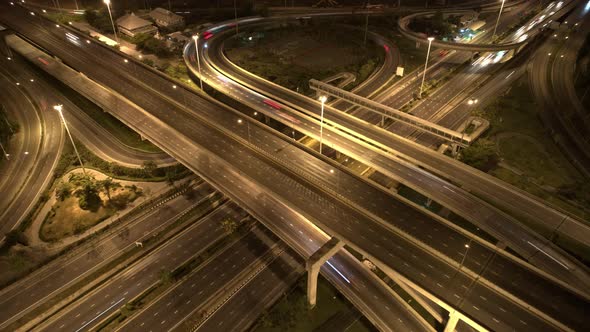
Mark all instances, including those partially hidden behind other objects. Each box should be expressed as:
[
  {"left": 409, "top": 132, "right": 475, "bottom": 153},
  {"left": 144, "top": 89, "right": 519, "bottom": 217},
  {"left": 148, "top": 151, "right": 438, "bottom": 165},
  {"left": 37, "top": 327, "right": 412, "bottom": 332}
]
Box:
[
  {"left": 238, "top": 118, "right": 251, "bottom": 143},
  {"left": 193, "top": 34, "right": 204, "bottom": 90},
  {"left": 103, "top": 0, "right": 119, "bottom": 43},
  {"left": 319, "top": 95, "right": 327, "bottom": 154},
  {"left": 54, "top": 105, "right": 86, "bottom": 176},
  {"left": 419, "top": 37, "right": 434, "bottom": 98},
  {"left": 492, "top": 0, "right": 506, "bottom": 39}
]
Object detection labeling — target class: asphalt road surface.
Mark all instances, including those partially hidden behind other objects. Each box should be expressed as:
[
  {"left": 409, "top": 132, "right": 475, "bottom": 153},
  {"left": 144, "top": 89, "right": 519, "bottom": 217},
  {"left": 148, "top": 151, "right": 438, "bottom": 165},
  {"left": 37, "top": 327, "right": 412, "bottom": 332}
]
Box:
[
  {"left": 0, "top": 55, "right": 63, "bottom": 238},
  {"left": 39, "top": 200, "right": 245, "bottom": 332},
  {"left": 2, "top": 6, "right": 587, "bottom": 330},
  {"left": 0, "top": 181, "right": 216, "bottom": 330}
]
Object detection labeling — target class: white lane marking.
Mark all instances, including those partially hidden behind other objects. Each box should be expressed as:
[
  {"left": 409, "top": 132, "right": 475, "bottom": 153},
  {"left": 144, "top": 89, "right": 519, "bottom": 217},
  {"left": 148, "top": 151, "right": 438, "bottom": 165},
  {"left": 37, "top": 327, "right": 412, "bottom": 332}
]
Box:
[
  {"left": 74, "top": 297, "right": 125, "bottom": 332},
  {"left": 527, "top": 241, "right": 570, "bottom": 269}
]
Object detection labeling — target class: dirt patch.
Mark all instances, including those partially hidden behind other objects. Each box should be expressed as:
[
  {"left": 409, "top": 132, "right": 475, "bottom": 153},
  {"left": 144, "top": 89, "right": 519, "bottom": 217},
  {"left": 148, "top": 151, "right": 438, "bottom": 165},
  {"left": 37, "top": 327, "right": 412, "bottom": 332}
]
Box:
[{"left": 40, "top": 176, "right": 142, "bottom": 242}]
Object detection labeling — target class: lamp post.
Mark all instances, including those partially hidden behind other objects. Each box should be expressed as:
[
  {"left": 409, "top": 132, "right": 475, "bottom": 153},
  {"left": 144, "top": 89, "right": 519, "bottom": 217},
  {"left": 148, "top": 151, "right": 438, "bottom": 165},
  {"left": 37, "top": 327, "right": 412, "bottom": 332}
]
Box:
[
  {"left": 0, "top": 142, "right": 9, "bottom": 161},
  {"left": 458, "top": 241, "right": 472, "bottom": 270},
  {"left": 238, "top": 118, "right": 250, "bottom": 143},
  {"left": 319, "top": 95, "right": 327, "bottom": 154},
  {"left": 104, "top": 0, "right": 118, "bottom": 43},
  {"left": 419, "top": 37, "right": 434, "bottom": 97},
  {"left": 54, "top": 105, "right": 86, "bottom": 176},
  {"left": 193, "top": 34, "right": 204, "bottom": 90},
  {"left": 492, "top": 0, "right": 506, "bottom": 39}
]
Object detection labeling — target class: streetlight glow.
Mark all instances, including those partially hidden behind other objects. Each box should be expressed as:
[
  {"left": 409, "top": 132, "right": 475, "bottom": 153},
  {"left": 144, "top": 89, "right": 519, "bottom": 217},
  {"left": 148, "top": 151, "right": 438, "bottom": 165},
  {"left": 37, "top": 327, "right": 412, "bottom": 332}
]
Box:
[
  {"left": 419, "top": 37, "right": 434, "bottom": 97},
  {"left": 103, "top": 0, "right": 119, "bottom": 43},
  {"left": 492, "top": 0, "right": 506, "bottom": 39},
  {"left": 54, "top": 104, "right": 86, "bottom": 176},
  {"left": 319, "top": 96, "right": 327, "bottom": 154},
  {"left": 193, "top": 34, "right": 204, "bottom": 90}
]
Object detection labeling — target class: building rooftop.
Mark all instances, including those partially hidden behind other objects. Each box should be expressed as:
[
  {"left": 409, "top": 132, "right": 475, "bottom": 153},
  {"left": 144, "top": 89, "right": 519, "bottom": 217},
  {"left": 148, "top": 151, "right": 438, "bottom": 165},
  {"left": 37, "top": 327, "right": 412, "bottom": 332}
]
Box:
[
  {"left": 116, "top": 13, "right": 153, "bottom": 30},
  {"left": 149, "top": 7, "right": 183, "bottom": 24}
]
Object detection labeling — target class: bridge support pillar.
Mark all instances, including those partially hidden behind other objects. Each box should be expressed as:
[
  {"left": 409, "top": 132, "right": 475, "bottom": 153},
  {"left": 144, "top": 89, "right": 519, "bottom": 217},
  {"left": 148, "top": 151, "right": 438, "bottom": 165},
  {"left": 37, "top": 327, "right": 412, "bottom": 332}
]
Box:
[
  {"left": 306, "top": 237, "right": 344, "bottom": 307},
  {"left": 443, "top": 310, "right": 461, "bottom": 332},
  {"left": 264, "top": 115, "right": 271, "bottom": 125},
  {"left": 450, "top": 143, "right": 460, "bottom": 157}
]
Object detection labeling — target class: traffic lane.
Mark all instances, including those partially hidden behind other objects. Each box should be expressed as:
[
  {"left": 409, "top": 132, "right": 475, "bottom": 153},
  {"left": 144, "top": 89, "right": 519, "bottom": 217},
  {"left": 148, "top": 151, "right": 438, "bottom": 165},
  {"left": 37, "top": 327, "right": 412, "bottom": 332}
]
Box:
[
  {"left": 0, "top": 68, "right": 41, "bottom": 214},
  {"left": 118, "top": 226, "right": 280, "bottom": 332},
  {"left": 0, "top": 182, "right": 214, "bottom": 328},
  {"left": 200, "top": 37, "right": 589, "bottom": 321},
  {"left": 386, "top": 65, "right": 489, "bottom": 136},
  {"left": 40, "top": 201, "right": 241, "bottom": 332},
  {"left": 76, "top": 57, "right": 559, "bottom": 332},
  {"left": 323, "top": 251, "right": 432, "bottom": 332},
  {"left": 197, "top": 78, "right": 588, "bottom": 326},
  {"left": 0, "top": 55, "right": 174, "bottom": 168},
  {"left": 206, "top": 29, "right": 572, "bottom": 288},
  {"left": 205, "top": 5, "right": 588, "bottom": 262},
  {"left": 169, "top": 118, "right": 567, "bottom": 331},
  {"left": 0, "top": 10, "right": 500, "bottom": 332},
  {"left": 6, "top": 9, "right": 584, "bottom": 330},
  {"left": 194, "top": 249, "right": 303, "bottom": 332}
]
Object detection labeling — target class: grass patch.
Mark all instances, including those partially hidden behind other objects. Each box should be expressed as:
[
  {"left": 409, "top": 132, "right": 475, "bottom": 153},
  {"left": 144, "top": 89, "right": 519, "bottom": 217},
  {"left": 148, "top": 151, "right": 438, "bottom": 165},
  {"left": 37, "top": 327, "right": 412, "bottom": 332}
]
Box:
[
  {"left": 58, "top": 141, "right": 189, "bottom": 183},
  {"left": 465, "top": 78, "right": 590, "bottom": 262},
  {"left": 226, "top": 23, "right": 382, "bottom": 95},
  {"left": 469, "top": 78, "right": 589, "bottom": 222},
  {"left": 253, "top": 276, "right": 376, "bottom": 332},
  {"left": 43, "top": 12, "right": 85, "bottom": 25}
]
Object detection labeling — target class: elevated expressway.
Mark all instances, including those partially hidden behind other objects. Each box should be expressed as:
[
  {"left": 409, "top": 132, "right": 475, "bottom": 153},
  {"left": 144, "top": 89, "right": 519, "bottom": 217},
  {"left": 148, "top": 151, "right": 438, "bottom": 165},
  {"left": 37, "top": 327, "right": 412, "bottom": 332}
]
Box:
[
  {"left": 0, "top": 54, "right": 63, "bottom": 238},
  {"left": 0, "top": 54, "right": 175, "bottom": 168},
  {"left": 0, "top": 9, "right": 432, "bottom": 332},
  {"left": 3, "top": 4, "right": 589, "bottom": 331},
  {"left": 529, "top": 1, "right": 590, "bottom": 177},
  {"left": 0, "top": 52, "right": 173, "bottom": 240},
  {"left": 397, "top": 0, "right": 580, "bottom": 52},
  {"left": 197, "top": 7, "right": 590, "bottom": 282},
  {"left": 198, "top": 14, "right": 590, "bottom": 290}
]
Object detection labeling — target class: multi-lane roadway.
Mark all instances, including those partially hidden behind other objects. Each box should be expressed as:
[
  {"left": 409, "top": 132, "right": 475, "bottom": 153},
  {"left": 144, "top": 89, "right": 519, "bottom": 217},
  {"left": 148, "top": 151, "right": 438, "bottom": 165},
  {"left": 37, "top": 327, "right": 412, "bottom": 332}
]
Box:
[{"left": 2, "top": 3, "right": 589, "bottom": 331}]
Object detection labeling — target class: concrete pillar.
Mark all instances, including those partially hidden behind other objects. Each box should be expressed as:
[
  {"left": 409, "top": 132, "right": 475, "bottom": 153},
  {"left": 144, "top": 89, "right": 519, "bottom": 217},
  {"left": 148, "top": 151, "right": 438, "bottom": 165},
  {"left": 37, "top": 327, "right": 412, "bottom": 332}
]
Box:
[
  {"left": 425, "top": 198, "right": 433, "bottom": 207},
  {"left": 443, "top": 310, "right": 461, "bottom": 332},
  {"left": 264, "top": 115, "right": 271, "bottom": 125},
  {"left": 306, "top": 237, "right": 345, "bottom": 307}
]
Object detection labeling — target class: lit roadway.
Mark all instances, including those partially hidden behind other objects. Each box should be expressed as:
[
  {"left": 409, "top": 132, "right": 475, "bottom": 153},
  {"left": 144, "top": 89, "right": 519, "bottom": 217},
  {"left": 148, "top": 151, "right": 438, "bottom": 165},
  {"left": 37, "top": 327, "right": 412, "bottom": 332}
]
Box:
[
  {"left": 198, "top": 4, "right": 590, "bottom": 289},
  {"left": 38, "top": 201, "right": 246, "bottom": 332},
  {"left": 528, "top": 1, "right": 590, "bottom": 176},
  {"left": 193, "top": 248, "right": 303, "bottom": 332},
  {"left": 1, "top": 9, "right": 432, "bottom": 332},
  {"left": 0, "top": 53, "right": 174, "bottom": 168},
  {"left": 115, "top": 226, "right": 284, "bottom": 332},
  {"left": 0, "top": 181, "right": 216, "bottom": 331},
  {"left": 0, "top": 54, "right": 63, "bottom": 239},
  {"left": 2, "top": 4, "right": 589, "bottom": 331}
]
